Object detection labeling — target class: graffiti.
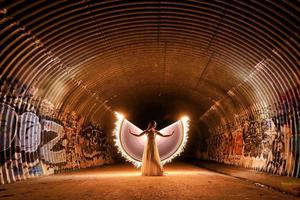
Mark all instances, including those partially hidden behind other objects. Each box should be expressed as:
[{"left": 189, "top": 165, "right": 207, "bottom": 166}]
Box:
[
  {"left": 266, "top": 131, "right": 285, "bottom": 174},
  {"left": 0, "top": 77, "right": 114, "bottom": 184},
  {"left": 242, "top": 121, "right": 263, "bottom": 157},
  {"left": 0, "top": 103, "right": 17, "bottom": 152},
  {"left": 19, "top": 112, "right": 41, "bottom": 152},
  {"left": 206, "top": 98, "right": 299, "bottom": 177},
  {"left": 40, "top": 119, "right": 66, "bottom": 165},
  {"left": 61, "top": 110, "right": 83, "bottom": 169},
  {"left": 0, "top": 103, "right": 43, "bottom": 183},
  {"left": 78, "top": 124, "right": 113, "bottom": 168},
  {"left": 19, "top": 111, "right": 43, "bottom": 178},
  {"left": 81, "top": 125, "right": 103, "bottom": 159},
  {"left": 233, "top": 130, "right": 243, "bottom": 155}
]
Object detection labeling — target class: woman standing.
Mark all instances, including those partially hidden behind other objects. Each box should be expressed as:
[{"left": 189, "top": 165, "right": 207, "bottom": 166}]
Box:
[{"left": 130, "top": 120, "right": 174, "bottom": 176}]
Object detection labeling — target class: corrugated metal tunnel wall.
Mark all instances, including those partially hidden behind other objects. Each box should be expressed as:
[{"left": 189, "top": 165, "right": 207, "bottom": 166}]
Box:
[{"left": 0, "top": 0, "right": 299, "bottom": 184}]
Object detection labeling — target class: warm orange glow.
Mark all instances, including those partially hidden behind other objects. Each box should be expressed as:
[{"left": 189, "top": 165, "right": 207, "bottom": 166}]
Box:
[{"left": 113, "top": 112, "right": 190, "bottom": 167}]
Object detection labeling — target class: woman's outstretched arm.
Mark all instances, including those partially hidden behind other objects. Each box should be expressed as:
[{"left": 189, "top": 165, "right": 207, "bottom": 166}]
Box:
[
  {"left": 129, "top": 129, "right": 146, "bottom": 137},
  {"left": 156, "top": 130, "right": 174, "bottom": 137}
]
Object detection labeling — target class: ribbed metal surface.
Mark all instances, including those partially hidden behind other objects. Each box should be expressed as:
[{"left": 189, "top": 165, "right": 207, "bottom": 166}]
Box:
[{"left": 0, "top": 0, "right": 299, "bottom": 125}]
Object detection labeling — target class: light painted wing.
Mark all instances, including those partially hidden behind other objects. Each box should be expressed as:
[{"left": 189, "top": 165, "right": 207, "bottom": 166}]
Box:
[
  {"left": 158, "top": 116, "right": 189, "bottom": 165},
  {"left": 113, "top": 113, "right": 145, "bottom": 167},
  {"left": 113, "top": 112, "right": 189, "bottom": 168}
]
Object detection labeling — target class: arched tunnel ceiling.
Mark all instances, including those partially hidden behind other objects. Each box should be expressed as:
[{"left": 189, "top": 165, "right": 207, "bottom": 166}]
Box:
[{"left": 0, "top": 0, "right": 299, "bottom": 126}]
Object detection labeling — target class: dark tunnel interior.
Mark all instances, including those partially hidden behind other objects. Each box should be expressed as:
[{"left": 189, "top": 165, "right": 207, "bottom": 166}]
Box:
[{"left": 0, "top": 0, "right": 299, "bottom": 199}]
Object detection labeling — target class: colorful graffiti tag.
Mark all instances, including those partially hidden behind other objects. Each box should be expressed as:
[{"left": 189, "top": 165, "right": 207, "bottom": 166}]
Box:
[
  {"left": 0, "top": 77, "right": 114, "bottom": 184},
  {"left": 205, "top": 98, "right": 300, "bottom": 177}
]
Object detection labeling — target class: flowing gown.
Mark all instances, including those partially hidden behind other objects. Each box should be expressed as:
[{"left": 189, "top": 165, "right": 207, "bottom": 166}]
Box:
[{"left": 141, "top": 130, "right": 164, "bottom": 176}]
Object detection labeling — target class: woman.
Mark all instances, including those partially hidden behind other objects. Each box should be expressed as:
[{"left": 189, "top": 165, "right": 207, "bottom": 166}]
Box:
[{"left": 129, "top": 120, "right": 174, "bottom": 176}]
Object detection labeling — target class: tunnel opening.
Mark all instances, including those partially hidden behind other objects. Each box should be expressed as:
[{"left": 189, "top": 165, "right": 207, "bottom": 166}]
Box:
[{"left": 0, "top": 1, "right": 299, "bottom": 198}]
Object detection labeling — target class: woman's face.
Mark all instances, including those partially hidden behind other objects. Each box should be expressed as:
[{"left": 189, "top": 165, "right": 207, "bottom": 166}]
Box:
[
  {"left": 148, "top": 121, "right": 156, "bottom": 129},
  {"left": 152, "top": 123, "right": 156, "bottom": 129}
]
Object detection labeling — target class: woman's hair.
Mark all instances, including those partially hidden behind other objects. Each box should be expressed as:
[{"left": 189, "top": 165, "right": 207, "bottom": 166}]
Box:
[{"left": 147, "top": 120, "right": 157, "bottom": 129}]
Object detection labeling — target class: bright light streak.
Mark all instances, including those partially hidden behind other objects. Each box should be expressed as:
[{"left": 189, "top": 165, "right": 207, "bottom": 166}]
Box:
[
  {"left": 113, "top": 112, "right": 190, "bottom": 168},
  {"left": 161, "top": 116, "right": 190, "bottom": 166},
  {"left": 113, "top": 112, "right": 142, "bottom": 167}
]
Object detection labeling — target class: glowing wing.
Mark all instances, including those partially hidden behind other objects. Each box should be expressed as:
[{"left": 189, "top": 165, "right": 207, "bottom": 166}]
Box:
[
  {"left": 157, "top": 116, "right": 189, "bottom": 165},
  {"left": 114, "top": 112, "right": 189, "bottom": 167}
]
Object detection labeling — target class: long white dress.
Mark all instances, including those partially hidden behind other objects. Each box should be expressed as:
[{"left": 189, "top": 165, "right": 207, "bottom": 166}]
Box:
[{"left": 141, "top": 130, "right": 164, "bottom": 176}]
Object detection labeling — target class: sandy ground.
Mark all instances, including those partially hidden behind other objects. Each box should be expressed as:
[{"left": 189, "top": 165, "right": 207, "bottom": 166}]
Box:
[
  {"left": 195, "top": 161, "right": 300, "bottom": 197},
  {"left": 0, "top": 162, "right": 298, "bottom": 200}
]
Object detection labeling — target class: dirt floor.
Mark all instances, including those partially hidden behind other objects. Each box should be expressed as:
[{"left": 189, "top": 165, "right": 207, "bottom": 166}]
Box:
[
  {"left": 0, "top": 162, "right": 298, "bottom": 200},
  {"left": 195, "top": 161, "right": 300, "bottom": 197}
]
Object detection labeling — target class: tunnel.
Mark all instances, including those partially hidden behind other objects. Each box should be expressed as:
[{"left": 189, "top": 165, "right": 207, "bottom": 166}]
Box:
[{"left": 0, "top": 0, "right": 299, "bottom": 199}]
